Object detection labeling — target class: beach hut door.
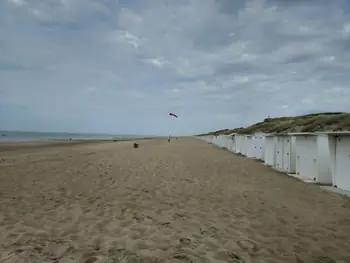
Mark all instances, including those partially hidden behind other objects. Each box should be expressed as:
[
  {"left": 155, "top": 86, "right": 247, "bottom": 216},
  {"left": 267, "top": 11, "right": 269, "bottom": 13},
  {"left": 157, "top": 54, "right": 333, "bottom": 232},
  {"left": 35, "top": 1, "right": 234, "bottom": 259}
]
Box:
[
  {"left": 283, "top": 139, "right": 291, "bottom": 172},
  {"left": 335, "top": 137, "right": 350, "bottom": 191},
  {"left": 276, "top": 139, "right": 283, "bottom": 168}
]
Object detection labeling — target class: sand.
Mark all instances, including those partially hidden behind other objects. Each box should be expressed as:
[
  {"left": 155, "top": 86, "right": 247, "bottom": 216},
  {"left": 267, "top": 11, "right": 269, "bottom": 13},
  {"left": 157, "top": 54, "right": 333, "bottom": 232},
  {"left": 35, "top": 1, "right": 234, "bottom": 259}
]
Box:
[{"left": 0, "top": 138, "right": 349, "bottom": 263}]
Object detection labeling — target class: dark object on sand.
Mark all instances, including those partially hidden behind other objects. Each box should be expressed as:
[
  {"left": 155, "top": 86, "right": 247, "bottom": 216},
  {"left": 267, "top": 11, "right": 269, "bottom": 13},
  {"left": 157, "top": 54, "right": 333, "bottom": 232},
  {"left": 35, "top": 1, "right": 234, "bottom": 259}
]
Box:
[
  {"left": 133, "top": 143, "right": 139, "bottom": 148},
  {"left": 69, "top": 138, "right": 72, "bottom": 141},
  {"left": 168, "top": 138, "right": 170, "bottom": 142}
]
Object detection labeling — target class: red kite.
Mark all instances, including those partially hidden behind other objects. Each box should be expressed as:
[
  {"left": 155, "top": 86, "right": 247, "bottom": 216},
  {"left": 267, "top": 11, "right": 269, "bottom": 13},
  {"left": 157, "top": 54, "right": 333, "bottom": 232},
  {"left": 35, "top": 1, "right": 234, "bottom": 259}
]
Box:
[{"left": 169, "top": 112, "right": 178, "bottom": 118}]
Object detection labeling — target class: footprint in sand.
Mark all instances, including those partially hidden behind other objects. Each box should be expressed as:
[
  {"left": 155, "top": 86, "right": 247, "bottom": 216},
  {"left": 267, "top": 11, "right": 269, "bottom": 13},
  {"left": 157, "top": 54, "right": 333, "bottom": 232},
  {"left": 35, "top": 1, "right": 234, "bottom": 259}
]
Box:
[
  {"left": 132, "top": 213, "right": 145, "bottom": 222},
  {"left": 215, "top": 251, "right": 246, "bottom": 263},
  {"left": 237, "top": 240, "right": 260, "bottom": 255},
  {"left": 227, "top": 252, "right": 246, "bottom": 263},
  {"left": 160, "top": 221, "right": 171, "bottom": 228},
  {"left": 120, "top": 206, "right": 131, "bottom": 216},
  {"left": 4, "top": 224, "right": 16, "bottom": 231},
  {"left": 42, "top": 240, "right": 73, "bottom": 259},
  {"left": 164, "top": 201, "right": 175, "bottom": 207},
  {"left": 2, "top": 240, "right": 73, "bottom": 263},
  {"left": 295, "top": 254, "right": 337, "bottom": 263},
  {"left": 172, "top": 253, "right": 207, "bottom": 263},
  {"left": 200, "top": 226, "right": 218, "bottom": 237},
  {"left": 101, "top": 248, "right": 164, "bottom": 263},
  {"left": 313, "top": 256, "right": 337, "bottom": 263},
  {"left": 6, "top": 232, "right": 20, "bottom": 240},
  {"left": 179, "top": 237, "right": 191, "bottom": 245},
  {"left": 0, "top": 250, "right": 31, "bottom": 263},
  {"left": 172, "top": 213, "right": 187, "bottom": 220},
  {"left": 84, "top": 256, "right": 99, "bottom": 263},
  {"left": 178, "top": 237, "right": 198, "bottom": 250},
  {"left": 172, "top": 254, "right": 193, "bottom": 262}
]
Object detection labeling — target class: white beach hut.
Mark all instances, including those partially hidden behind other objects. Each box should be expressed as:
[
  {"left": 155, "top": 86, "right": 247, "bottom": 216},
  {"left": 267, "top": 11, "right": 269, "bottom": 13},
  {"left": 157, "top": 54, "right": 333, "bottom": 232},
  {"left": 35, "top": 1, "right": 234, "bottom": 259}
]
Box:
[
  {"left": 244, "top": 135, "right": 254, "bottom": 157},
  {"left": 291, "top": 133, "right": 331, "bottom": 184},
  {"left": 275, "top": 135, "right": 283, "bottom": 169},
  {"left": 214, "top": 135, "right": 224, "bottom": 147},
  {"left": 222, "top": 135, "right": 233, "bottom": 150},
  {"left": 204, "top": 135, "right": 215, "bottom": 144},
  {"left": 222, "top": 135, "right": 228, "bottom": 148},
  {"left": 251, "top": 132, "right": 267, "bottom": 160},
  {"left": 239, "top": 135, "right": 248, "bottom": 156},
  {"left": 234, "top": 134, "right": 245, "bottom": 154},
  {"left": 323, "top": 131, "right": 350, "bottom": 191},
  {"left": 199, "top": 136, "right": 206, "bottom": 141},
  {"left": 227, "top": 133, "right": 236, "bottom": 152},
  {"left": 214, "top": 135, "right": 232, "bottom": 149},
  {"left": 211, "top": 135, "right": 217, "bottom": 145},
  {"left": 239, "top": 136, "right": 247, "bottom": 155},
  {"left": 212, "top": 135, "right": 219, "bottom": 146},
  {"left": 251, "top": 135, "right": 259, "bottom": 159},
  {"left": 208, "top": 135, "right": 215, "bottom": 143},
  {"left": 264, "top": 134, "right": 277, "bottom": 166},
  {"left": 274, "top": 134, "right": 296, "bottom": 173}
]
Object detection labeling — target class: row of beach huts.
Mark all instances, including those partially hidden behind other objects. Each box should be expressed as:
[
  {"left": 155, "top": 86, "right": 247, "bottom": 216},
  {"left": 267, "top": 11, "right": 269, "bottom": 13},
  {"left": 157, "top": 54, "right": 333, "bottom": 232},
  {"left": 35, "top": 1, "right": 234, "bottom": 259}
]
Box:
[{"left": 198, "top": 131, "right": 350, "bottom": 193}]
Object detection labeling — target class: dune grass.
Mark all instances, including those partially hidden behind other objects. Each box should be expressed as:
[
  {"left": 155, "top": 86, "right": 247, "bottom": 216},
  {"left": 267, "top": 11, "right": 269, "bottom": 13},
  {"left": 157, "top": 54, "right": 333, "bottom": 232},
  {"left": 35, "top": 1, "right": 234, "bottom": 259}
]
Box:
[{"left": 200, "top": 112, "right": 350, "bottom": 136}]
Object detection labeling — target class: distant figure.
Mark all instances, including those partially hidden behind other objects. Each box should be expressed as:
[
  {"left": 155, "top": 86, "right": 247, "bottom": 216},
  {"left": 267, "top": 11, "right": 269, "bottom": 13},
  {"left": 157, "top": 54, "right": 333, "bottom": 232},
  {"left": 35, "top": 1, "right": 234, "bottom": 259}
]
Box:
[
  {"left": 168, "top": 135, "right": 171, "bottom": 142},
  {"left": 69, "top": 138, "right": 72, "bottom": 141}
]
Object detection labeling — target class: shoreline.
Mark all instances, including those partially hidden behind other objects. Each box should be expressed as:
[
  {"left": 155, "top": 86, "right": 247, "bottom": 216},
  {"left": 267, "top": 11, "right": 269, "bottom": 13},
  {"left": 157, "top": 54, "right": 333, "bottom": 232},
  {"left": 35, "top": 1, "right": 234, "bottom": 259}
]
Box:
[{"left": 0, "top": 137, "right": 163, "bottom": 152}]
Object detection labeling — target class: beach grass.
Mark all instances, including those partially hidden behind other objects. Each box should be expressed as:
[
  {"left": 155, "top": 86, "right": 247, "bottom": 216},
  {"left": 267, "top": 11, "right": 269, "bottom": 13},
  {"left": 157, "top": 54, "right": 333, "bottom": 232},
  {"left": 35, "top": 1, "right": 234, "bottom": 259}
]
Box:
[{"left": 200, "top": 112, "right": 350, "bottom": 135}]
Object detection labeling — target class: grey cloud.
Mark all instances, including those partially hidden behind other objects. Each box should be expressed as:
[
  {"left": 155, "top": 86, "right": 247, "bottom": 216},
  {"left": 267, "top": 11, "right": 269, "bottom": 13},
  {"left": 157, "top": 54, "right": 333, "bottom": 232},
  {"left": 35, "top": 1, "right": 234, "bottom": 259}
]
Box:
[
  {"left": 216, "top": 0, "right": 247, "bottom": 15},
  {"left": 214, "top": 62, "right": 261, "bottom": 76},
  {"left": 283, "top": 54, "right": 317, "bottom": 65},
  {"left": 0, "top": 60, "right": 32, "bottom": 71}
]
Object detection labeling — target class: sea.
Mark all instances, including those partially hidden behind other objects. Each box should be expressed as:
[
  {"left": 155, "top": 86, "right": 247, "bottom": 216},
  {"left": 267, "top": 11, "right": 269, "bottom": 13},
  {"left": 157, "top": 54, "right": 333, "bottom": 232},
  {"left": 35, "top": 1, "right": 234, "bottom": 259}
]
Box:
[{"left": 0, "top": 130, "right": 149, "bottom": 142}]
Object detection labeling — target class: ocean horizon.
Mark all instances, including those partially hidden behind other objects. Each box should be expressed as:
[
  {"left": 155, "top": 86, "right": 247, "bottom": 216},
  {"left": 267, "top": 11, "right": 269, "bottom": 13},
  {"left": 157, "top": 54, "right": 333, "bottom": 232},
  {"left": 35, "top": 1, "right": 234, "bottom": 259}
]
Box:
[{"left": 0, "top": 130, "right": 158, "bottom": 142}]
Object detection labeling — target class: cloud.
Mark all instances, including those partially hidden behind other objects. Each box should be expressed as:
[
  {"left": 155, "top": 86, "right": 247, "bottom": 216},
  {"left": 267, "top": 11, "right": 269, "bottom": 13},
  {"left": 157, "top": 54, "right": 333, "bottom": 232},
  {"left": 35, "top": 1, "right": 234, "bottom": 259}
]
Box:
[
  {"left": 7, "top": 0, "right": 26, "bottom": 6},
  {"left": 144, "top": 57, "right": 170, "bottom": 68},
  {"left": 114, "top": 30, "right": 140, "bottom": 49},
  {"left": 1, "top": 0, "right": 350, "bottom": 135}
]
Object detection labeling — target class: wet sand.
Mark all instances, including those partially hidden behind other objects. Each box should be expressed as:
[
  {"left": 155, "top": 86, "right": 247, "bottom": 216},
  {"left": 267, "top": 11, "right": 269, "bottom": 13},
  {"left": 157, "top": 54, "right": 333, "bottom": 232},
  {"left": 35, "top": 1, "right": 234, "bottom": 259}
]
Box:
[{"left": 0, "top": 138, "right": 349, "bottom": 262}]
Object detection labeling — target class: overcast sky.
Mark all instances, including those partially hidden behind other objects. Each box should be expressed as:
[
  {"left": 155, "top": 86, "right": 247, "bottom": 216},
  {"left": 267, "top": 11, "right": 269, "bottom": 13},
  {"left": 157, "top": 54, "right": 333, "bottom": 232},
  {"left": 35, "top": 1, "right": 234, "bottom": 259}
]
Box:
[{"left": 1, "top": 0, "right": 350, "bottom": 135}]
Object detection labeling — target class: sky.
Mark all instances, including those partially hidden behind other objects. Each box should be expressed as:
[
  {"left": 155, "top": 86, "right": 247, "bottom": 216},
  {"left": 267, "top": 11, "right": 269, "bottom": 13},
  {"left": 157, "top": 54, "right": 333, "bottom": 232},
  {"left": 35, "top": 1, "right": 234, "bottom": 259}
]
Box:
[{"left": 1, "top": 0, "right": 350, "bottom": 136}]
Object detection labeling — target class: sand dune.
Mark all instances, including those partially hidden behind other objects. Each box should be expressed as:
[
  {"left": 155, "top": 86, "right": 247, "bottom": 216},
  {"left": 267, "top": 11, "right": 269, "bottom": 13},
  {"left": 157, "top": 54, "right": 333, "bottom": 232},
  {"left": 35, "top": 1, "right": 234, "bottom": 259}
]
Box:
[{"left": 0, "top": 138, "right": 349, "bottom": 263}]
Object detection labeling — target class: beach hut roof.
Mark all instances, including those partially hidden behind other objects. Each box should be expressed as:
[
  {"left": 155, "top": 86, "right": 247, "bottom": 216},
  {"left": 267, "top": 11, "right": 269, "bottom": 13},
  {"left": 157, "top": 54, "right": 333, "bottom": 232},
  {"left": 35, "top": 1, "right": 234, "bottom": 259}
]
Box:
[
  {"left": 287, "top": 132, "right": 316, "bottom": 136},
  {"left": 315, "top": 131, "right": 350, "bottom": 136}
]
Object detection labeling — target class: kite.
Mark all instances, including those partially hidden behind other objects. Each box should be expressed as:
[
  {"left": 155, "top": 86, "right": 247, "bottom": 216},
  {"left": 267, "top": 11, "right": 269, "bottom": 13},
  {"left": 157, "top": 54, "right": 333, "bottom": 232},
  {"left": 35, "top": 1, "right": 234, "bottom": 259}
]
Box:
[{"left": 169, "top": 112, "right": 178, "bottom": 118}]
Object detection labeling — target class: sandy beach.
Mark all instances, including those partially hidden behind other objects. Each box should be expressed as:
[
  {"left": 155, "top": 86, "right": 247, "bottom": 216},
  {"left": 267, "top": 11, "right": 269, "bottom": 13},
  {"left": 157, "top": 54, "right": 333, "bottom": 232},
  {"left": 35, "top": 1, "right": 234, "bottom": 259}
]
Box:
[{"left": 0, "top": 138, "right": 349, "bottom": 263}]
